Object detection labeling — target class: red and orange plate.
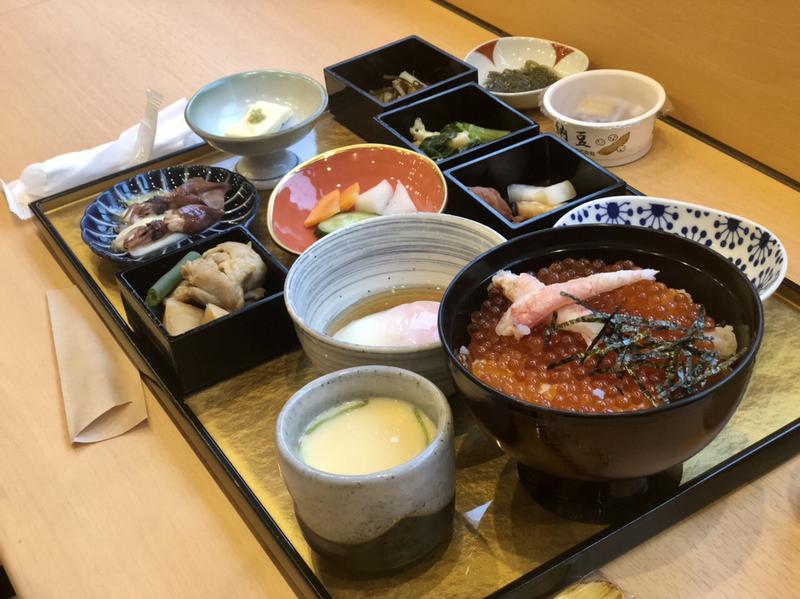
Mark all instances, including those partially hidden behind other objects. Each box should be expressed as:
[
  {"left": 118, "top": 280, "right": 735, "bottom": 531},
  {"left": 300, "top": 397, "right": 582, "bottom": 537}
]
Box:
[{"left": 267, "top": 143, "right": 447, "bottom": 254}]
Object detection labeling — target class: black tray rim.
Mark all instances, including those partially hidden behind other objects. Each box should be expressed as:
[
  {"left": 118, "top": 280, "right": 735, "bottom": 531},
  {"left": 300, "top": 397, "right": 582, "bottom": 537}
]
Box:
[
  {"left": 29, "top": 145, "right": 331, "bottom": 599},
  {"left": 29, "top": 145, "right": 800, "bottom": 599}
]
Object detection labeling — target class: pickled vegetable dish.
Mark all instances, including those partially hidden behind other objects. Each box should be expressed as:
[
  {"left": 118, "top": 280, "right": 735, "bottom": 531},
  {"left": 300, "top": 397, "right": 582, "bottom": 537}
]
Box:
[
  {"left": 463, "top": 258, "right": 741, "bottom": 413},
  {"left": 470, "top": 180, "right": 576, "bottom": 222},
  {"left": 369, "top": 71, "right": 427, "bottom": 103},
  {"left": 484, "top": 60, "right": 560, "bottom": 93},
  {"left": 303, "top": 179, "right": 419, "bottom": 238}
]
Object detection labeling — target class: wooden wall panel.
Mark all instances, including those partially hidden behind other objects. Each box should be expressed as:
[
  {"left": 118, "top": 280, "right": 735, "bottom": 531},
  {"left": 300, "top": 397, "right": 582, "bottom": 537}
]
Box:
[{"left": 450, "top": 0, "right": 800, "bottom": 181}]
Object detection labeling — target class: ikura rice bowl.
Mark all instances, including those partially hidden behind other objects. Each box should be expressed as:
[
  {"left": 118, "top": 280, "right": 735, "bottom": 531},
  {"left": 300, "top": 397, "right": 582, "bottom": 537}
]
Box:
[{"left": 462, "top": 257, "right": 741, "bottom": 414}]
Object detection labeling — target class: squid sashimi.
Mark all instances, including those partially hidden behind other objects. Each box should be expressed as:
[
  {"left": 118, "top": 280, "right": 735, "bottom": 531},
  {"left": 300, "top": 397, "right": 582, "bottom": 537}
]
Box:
[
  {"left": 123, "top": 178, "right": 230, "bottom": 221},
  {"left": 496, "top": 269, "right": 658, "bottom": 337},
  {"left": 333, "top": 301, "right": 440, "bottom": 347}
]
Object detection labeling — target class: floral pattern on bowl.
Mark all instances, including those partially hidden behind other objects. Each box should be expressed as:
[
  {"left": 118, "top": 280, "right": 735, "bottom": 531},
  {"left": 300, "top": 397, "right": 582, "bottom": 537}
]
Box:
[{"left": 554, "top": 196, "right": 787, "bottom": 300}]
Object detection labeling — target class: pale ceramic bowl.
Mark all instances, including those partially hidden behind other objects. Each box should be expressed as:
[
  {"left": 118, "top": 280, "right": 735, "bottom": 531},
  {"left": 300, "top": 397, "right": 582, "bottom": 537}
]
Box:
[
  {"left": 185, "top": 70, "right": 327, "bottom": 188},
  {"left": 276, "top": 365, "right": 455, "bottom": 571},
  {"left": 283, "top": 213, "right": 506, "bottom": 394},
  {"left": 542, "top": 69, "right": 666, "bottom": 166},
  {"left": 465, "top": 36, "right": 589, "bottom": 109},
  {"left": 555, "top": 195, "right": 787, "bottom": 299}
]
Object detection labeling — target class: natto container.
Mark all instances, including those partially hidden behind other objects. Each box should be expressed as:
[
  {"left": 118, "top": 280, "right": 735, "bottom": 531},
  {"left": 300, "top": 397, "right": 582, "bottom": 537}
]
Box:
[{"left": 542, "top": 69, "right": 666, "bottom": 167}]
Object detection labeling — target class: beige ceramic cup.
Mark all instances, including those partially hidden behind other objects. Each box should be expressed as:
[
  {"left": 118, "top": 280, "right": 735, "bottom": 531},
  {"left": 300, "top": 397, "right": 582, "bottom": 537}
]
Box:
[{"left": 276, "top": 365, "right": 455, "bottom": 571}]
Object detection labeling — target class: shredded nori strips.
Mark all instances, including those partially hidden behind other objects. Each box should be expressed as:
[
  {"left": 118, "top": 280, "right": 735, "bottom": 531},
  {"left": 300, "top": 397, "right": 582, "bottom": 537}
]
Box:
[{"left": 547, "top": 291, "right": 743, "bottom": 406}]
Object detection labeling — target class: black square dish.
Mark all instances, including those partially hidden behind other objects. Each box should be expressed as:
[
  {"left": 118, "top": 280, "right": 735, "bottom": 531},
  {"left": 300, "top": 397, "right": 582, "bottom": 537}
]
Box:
[
  {"left": 324, "top": 35, "right": 477, "bottom": 141},
  {"left": 374, "top": 82, "right": 539, "bottom": 170},
  {"left": 443, "top": 133, "right": 626, "bottom": 237},
  {"left": 625, "top": 184, "right": 644, "bottom": 195},
  {"left": 117, "top": 226, "right": 298, "bottom": 393}
]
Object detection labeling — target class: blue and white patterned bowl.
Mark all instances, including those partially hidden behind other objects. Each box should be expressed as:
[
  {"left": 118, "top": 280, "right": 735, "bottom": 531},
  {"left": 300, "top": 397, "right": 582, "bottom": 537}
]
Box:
[
  {"left": 555, "top": 196, "right": 787, "bottom": 300},
  {"left": 81, "top": 165, "right": 259, "bottom": 264}
]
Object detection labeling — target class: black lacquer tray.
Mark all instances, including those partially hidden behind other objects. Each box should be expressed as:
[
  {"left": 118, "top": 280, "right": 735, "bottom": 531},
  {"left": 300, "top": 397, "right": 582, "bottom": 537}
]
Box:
[{"left": 31, "top": 113, "right": 800, "bottom": 598}]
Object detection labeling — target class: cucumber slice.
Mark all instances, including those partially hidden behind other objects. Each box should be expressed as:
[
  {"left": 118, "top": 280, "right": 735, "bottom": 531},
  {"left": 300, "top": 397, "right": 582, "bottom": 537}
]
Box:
[
  {"left": 315, "top": 211, "right": 377, "bottom": 237},
  {"left": 304, "top": 400, "right": 368, "bottom": 435},
  {"left": 414, "top": 407, "right": 431, "bottom": 446}
]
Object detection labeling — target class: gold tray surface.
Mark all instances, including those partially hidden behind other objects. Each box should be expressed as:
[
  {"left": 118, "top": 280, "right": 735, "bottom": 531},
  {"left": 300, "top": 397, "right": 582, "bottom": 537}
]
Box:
[
  {"left": 39, "top": 114, "right": 800, "bottom": 599},
  {"left": 185, "top": 296, "right": 799, "bottom": 598}
]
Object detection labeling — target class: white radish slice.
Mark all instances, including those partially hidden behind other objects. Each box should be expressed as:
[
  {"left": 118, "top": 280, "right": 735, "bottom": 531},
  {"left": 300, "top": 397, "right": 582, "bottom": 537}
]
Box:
[
  {"left": 128, "top": 232, "right": 188, "bottom": 257},
  {"left": 507, "top": 184, "right": 547, "bottom": 205},
  {"left": 355, "top": 179, "right": 393, "bottom": 214},
  {"left": 508, "top": 181, "right": 577, "bottom": 207},
  {"left": 383, "top": 181, "right": 417, "bottom": 215},
  {"left": 542, "top": 180, "right": 577, "bottom": 205}
]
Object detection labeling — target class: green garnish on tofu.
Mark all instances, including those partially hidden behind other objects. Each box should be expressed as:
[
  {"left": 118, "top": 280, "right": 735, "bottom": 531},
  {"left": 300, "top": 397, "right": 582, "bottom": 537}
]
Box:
[{"left": 247, "top": 106, "right": 266, "bottom": 124}]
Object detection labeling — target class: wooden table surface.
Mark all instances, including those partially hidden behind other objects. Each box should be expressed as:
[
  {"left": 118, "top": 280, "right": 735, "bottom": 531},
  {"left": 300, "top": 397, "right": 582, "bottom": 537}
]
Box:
[{"left": 0, "top": 1, "right": 798, "bottom": 597}]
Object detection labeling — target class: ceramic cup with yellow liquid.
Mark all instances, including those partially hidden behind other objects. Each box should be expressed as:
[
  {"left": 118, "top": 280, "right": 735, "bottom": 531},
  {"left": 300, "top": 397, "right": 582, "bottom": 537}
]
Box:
[{"left": 276, "top": 365, "right": 455, "bottom": 571}]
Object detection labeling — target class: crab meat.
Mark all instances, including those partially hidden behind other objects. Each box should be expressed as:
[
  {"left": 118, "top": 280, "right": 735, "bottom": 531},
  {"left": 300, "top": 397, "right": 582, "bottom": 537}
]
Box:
[{"left": 496, "top": 269, "right": 658, "bottom": 337}]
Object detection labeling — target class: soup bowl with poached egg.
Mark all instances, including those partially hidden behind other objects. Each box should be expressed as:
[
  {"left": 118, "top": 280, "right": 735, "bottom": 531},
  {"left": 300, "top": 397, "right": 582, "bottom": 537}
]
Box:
[{"left": 283, "top": 212, "right": 505, "bottom": 394}]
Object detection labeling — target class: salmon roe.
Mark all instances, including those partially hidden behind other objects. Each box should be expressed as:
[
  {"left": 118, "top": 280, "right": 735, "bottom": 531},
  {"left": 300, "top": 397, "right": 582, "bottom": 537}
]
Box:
[{"left": 465, "top": 258, "right": 718, "bottom": 413}]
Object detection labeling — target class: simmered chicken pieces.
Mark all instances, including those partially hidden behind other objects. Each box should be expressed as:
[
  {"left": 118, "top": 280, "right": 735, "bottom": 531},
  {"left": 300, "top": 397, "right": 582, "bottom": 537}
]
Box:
[{"left": 171, "top": 242, "right": 267, "bottom": 313}]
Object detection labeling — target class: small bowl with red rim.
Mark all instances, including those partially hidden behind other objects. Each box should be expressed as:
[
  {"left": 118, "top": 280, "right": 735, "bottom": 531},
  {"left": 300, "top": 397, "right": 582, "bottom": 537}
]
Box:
[
  {"left": 465, "top": 37, "right": 589, "bottom": 110},
  {"left": 267, "top": 143, "right": 447, "bottom": 255}
]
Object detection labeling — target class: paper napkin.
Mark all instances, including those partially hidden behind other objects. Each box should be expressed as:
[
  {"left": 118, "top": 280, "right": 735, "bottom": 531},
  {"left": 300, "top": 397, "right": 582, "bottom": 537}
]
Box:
[
  {"left": 47, "top": 286, "right": 147, "bottom": 443},
  {"left": 2, "top": 98, "right": 201, "bottom": 220}
]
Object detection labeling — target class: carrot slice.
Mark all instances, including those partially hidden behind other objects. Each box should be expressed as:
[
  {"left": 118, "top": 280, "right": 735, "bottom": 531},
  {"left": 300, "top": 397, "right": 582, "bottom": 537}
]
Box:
[
  {"left": 304, "top": 189, "right": 341, "bottom": 228},
  {"left": 339, "top": 182, "right": 360, "bottom": 211}
]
